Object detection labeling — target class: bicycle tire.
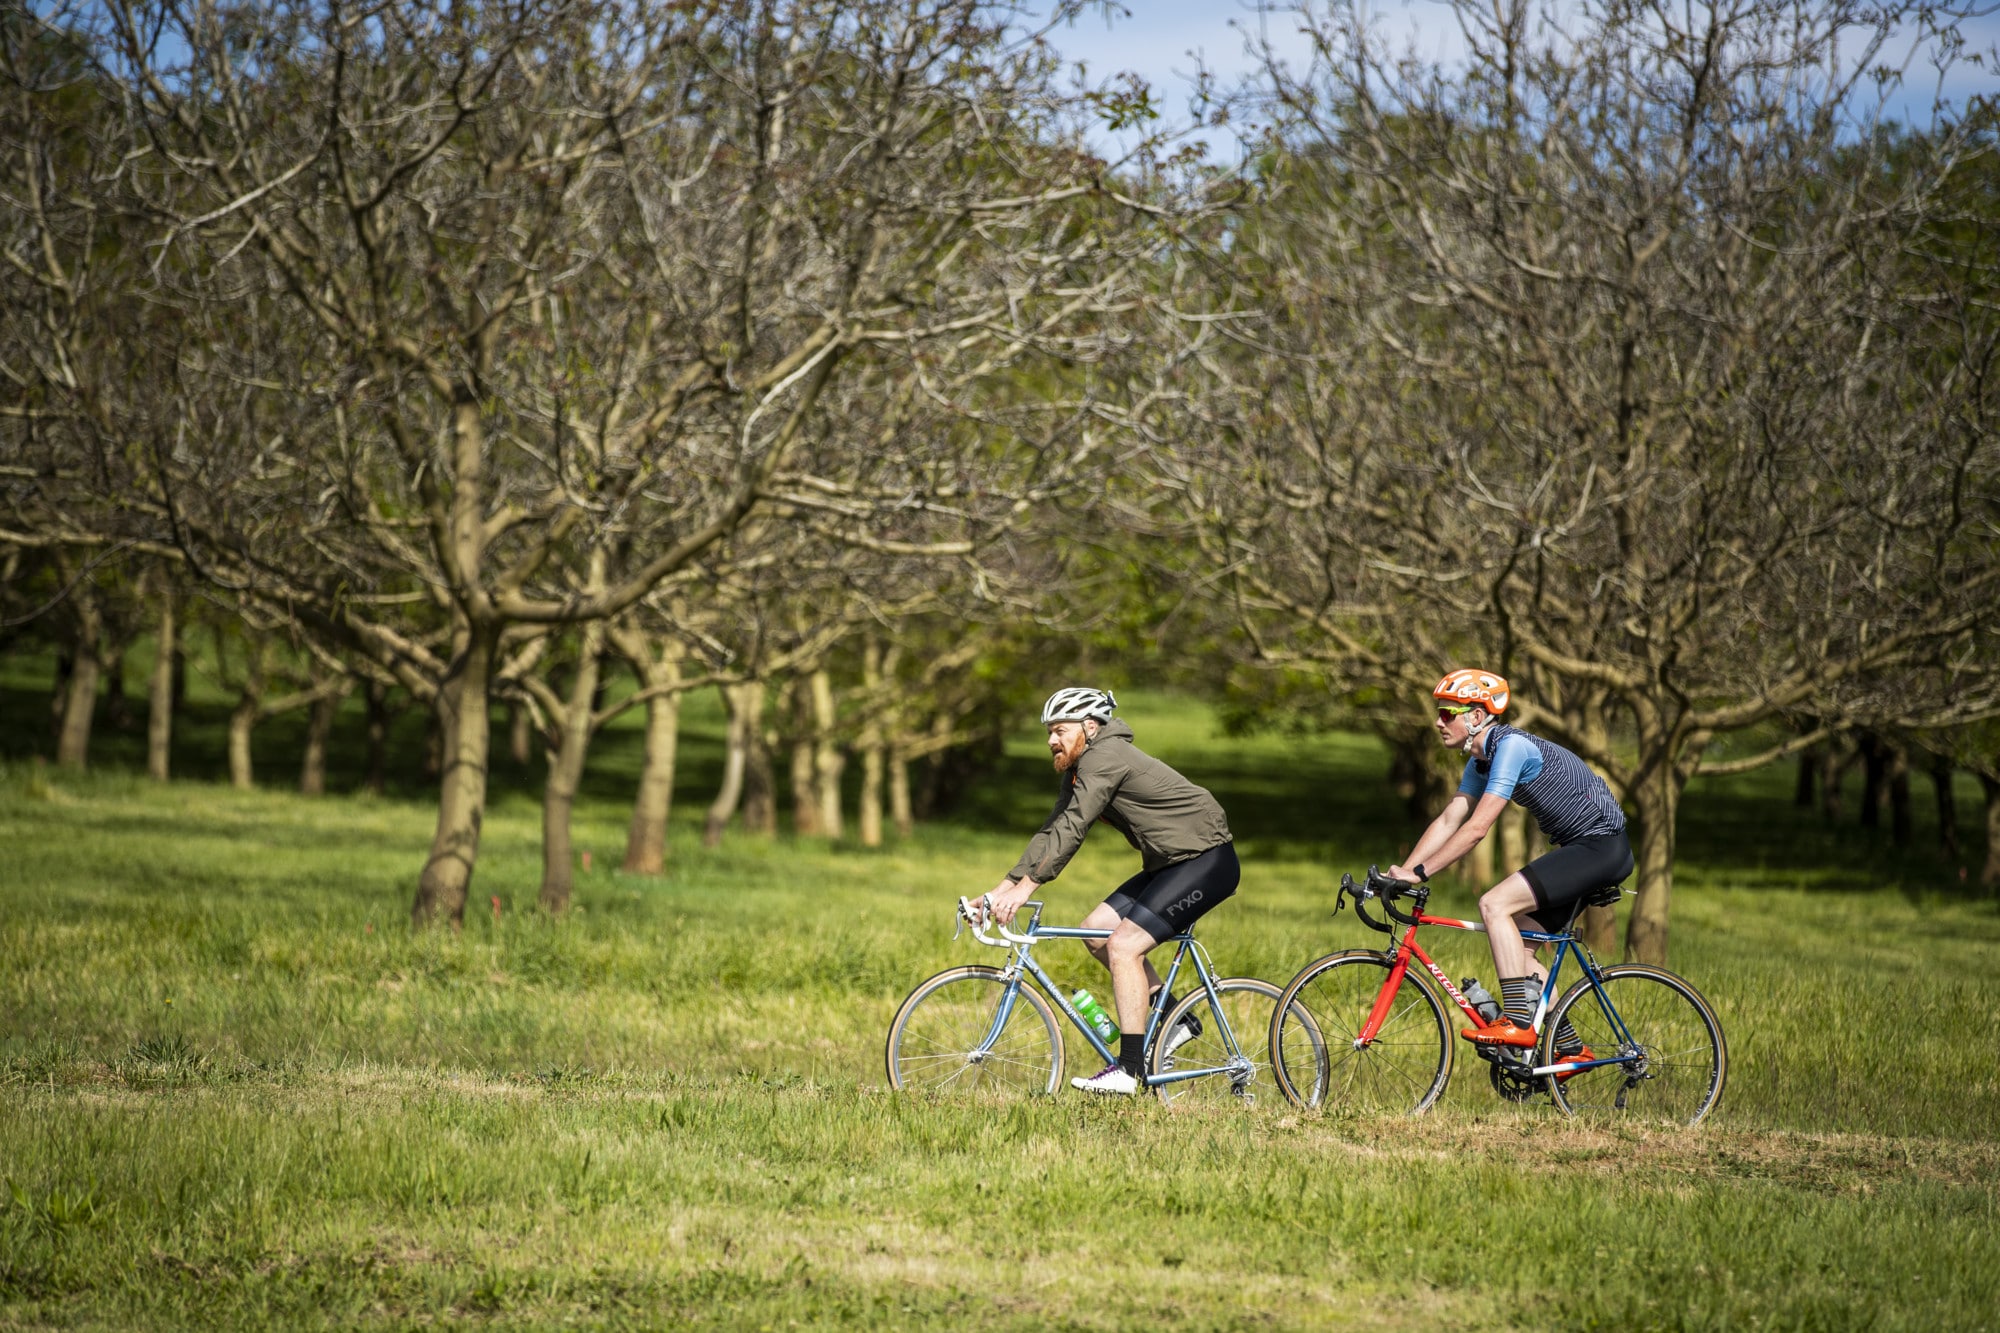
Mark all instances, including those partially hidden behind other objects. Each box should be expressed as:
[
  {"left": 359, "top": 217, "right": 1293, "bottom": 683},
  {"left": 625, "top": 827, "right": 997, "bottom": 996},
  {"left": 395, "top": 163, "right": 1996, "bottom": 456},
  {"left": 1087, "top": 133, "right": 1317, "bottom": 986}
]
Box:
[
  {"left": 1542, "top": 964, "right": 1727, "bottom": 1126},
  {"left": 885, "top": 965, "right": 1065, "bottom": 1097},
  {"left": 1150, "top": 978, "right": 1307, "bottom": 1107},
  {"left": 1269, "top": 950, "right": 1454, "bottom": 1114}
]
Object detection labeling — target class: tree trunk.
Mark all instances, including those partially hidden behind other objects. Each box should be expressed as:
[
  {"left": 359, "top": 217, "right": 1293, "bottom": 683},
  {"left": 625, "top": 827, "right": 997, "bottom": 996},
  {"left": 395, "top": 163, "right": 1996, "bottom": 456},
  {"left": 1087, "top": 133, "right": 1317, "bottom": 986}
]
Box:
[
  {"left": 704, "top": 682, "right": 751, "bottom": 848},
  {"left": 1820, "top": 742, "right": 1849, "bottom": 821},
  {"left": 1384, "top": 724, "right": 1447, "bottom": 824},
  {"left": 228, "top": 697, "right": 257, "bottom": 790},
  {"left": 50, "top": 650, "right": 71, "bottom": 737},
  {"left": 1624, "top": 771, "right": 1682, "bottom": 966},
  {"left": 742, "top": 683, "right": 776, "bottom": 837},
  {"left": 422, "top": 708, "right": 443, "bottom": 781},
  {"left": 509, "top": 702, "right": 533, "bottom": 766},
  {"left": 1929, "top": 756, "right": 1959, "bottom": 860},
  {"left": 1887, "top": 744, "right": 1911, "bottom": 848},
  {"left": 541, "top": 624, "right": 606, "bottom": 913},
  {"left": 889, "top": 745, "right": 914, "bottom": 839},
  {"left": 146, "top": 594, "right": 175, "bottom": 781},
  {"left": 1980, "top": 773, "right": 2000, "bottom": 895},
  {"left": 412, "top": 625, "right": 497, "bottom": 927},
  {"left": 56, "top": 651, "right": 99, "bottom": 769},
  {"left": 1858, "top": 733, "right": 1886, "bottom": 830},
  {"left": 790, "top": 736, "right": 820, "bottom": 834},
  {"left": 55, "top": 588, "right": 103, "bottom": 770},
  {"left": 812, "top": 668, "right": 845, "bottom": 840},
  {"left": 365, "top": 680, "right": 391, "bottom": 796},
  {"left": 790, "top": 679, "right": 823, "bottom": 837},
  {"left": 300, "top": 690, "right": 339, "bottom": 795},
  {"left": 1579, "top": 902, "right": 1617, "bottom": 955},
  {"left": 101, "top": 643, "right": 131, "bottom": 732},
  {"left": 622, "top": 652, "right": 683, "bottom": 875},
  {"left": 857, "top": 639, "right": 885, "bottom": 847},
  {"left": 1794, "top": 748, "right": 1816, "bottom": 807},
  {"left": 859, "top": 744, "right": 884, "bottom": 847},
  {"left": 228, "top": 644, "right": 268, "bottom": 791},
  {"left": 915, "top": 714, "right": 956, "bottom": 819}
]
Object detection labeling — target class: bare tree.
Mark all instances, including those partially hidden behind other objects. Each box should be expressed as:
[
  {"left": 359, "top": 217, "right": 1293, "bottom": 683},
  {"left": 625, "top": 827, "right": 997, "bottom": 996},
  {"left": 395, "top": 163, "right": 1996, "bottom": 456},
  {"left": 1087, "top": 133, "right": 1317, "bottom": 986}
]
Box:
[
  {"left": 1184, "top": 0, "right": 2000, "bottom": 961},
  {"left": 52, "top": 0, "right": 1190, "bottom": 925}
]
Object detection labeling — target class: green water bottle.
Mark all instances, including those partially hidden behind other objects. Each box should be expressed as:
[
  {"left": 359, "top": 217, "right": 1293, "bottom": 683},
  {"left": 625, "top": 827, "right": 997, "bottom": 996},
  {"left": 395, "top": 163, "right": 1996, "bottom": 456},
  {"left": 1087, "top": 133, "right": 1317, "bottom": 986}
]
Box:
[{"left": 1070, "top": 988, "right": 1117, "bottom": 1043}]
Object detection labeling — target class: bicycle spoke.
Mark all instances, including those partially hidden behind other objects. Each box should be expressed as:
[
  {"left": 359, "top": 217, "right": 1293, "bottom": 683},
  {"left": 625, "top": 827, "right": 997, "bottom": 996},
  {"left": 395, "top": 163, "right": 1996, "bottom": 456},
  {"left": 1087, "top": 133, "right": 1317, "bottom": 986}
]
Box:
[
  {"left": 1546, "top": 966, "right": 1726, "bottom": 1126},
  {"left": 1152, "top": 979, "right": 1286, "bottom": 1107},
  {"left": 1274, "top": 954, "right": 1451, "bottom": 1115},
  {"left": 888, "top": 969, "right": 1062, "bottom": 1098}
]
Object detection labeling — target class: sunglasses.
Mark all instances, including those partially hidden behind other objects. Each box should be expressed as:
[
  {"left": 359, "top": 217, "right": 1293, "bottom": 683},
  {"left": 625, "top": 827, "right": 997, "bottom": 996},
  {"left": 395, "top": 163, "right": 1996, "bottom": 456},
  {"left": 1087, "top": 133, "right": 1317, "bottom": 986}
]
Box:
[{"left": 1436, "top": 705, "right": 1473, "bottom": 721}]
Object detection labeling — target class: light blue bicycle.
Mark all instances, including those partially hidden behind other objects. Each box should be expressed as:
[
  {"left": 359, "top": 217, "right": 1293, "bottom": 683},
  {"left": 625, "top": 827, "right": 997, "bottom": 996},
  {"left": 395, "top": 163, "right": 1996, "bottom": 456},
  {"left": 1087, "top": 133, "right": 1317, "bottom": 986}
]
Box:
[{"left": 884, "top": 894, "right": 1321, "bottom": 1104}]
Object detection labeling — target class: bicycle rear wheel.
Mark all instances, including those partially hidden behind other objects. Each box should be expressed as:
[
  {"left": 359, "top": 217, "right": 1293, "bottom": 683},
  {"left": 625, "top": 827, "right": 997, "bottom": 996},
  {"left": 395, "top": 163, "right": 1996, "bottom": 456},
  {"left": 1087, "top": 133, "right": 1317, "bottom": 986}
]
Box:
[
  {"left": 885, "top": 966, "right": 1064, "bottom": 1097},
  {"left": 1543, "top": 964, "right": 1726, "bottom": 1126},
  {"left": 1150, "top": 978, "right": 1307, "bottom": 1107},
  {"left": 1270, "top": 950, "right": 1453, "bottom": 1114}
]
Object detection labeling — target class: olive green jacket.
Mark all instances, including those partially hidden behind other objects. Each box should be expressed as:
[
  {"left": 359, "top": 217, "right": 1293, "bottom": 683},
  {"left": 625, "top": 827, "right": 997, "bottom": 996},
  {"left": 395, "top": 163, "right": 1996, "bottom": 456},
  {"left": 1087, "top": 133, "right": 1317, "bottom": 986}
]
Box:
[{"left": 1008, "top": 720, "right": 1231, "bottom": 884}]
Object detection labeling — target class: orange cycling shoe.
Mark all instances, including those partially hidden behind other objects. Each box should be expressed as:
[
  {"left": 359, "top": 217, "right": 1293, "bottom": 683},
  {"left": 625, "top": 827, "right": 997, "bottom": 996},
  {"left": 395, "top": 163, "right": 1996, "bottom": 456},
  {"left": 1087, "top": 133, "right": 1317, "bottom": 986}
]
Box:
[
  {"left": 1548, "top": 1046, "right": 1596, "bottom": 1082},
  {"left": 1460, "top": 1017, "right": 1538, "bottom": 1048}
]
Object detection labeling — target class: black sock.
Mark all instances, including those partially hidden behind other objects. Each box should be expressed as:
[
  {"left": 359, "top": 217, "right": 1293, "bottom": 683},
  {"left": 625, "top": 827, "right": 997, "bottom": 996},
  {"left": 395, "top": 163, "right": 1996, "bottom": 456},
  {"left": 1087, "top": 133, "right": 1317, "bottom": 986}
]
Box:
[{"left": 1119, "top": 1033, "right": 1146, "bottom": 1077}]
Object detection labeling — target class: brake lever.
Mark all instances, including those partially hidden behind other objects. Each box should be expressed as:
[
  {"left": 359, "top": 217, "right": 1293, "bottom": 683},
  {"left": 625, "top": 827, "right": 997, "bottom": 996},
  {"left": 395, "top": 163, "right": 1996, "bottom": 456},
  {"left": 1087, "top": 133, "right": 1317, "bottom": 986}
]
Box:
[{"left": 953, "top": 893, "right": 993, "bottom": 941}]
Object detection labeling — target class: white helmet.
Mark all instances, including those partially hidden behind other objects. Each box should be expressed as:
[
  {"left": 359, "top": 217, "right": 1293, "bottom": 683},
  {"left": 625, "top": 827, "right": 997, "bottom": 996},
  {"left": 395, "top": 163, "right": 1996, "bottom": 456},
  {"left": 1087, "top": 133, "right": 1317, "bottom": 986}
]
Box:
[{"left": 1040, "top": 686, "right": 1117, "bottom": 726}]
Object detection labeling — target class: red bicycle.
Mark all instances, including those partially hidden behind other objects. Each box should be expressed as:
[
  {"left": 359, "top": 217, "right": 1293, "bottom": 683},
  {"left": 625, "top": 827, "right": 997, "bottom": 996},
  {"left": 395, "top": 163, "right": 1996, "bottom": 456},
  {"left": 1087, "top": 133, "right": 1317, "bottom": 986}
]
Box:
[{"left": 1268, "top": 868, "right": 1727, "bottom": 1125}]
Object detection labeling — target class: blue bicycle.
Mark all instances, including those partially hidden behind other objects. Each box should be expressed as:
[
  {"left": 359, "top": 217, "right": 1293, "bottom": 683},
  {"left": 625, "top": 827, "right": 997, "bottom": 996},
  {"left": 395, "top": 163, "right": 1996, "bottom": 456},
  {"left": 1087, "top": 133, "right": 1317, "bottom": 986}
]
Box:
[{"left": 885, "top": 895, "right": 1321, "bottom": 1104}]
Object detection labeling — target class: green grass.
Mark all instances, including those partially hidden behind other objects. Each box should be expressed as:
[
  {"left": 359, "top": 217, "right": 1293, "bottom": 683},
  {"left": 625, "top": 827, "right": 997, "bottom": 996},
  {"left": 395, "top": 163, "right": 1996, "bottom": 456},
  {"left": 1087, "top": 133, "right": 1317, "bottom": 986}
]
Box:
[{"left": 1, "top": 681, "right": 1997, "bottom": 1330}]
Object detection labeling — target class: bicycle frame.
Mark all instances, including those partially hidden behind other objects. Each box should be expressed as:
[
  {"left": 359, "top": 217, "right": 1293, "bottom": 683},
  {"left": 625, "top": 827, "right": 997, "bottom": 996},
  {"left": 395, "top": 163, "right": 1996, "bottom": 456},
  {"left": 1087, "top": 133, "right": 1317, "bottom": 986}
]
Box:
[
  {"left": 1362, "top": 901, "right": 1641, "bottom": 1080},
  {"left": 970, "top": 902, "right": 1250, "bottom": 1089}
]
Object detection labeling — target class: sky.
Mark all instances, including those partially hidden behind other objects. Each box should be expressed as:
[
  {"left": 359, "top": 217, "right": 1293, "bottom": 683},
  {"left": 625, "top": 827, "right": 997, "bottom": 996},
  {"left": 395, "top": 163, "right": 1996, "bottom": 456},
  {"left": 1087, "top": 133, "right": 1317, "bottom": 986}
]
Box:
[{"left": 1022, "top": 1, "right": 2000, "bottom": 155}]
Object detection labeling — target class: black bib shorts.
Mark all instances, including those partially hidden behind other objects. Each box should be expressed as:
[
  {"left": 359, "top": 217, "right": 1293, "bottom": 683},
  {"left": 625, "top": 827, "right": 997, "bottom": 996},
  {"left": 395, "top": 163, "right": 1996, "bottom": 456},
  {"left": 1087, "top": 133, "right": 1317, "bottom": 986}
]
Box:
[
  {"left": 1102, "top": 841, "right": 1239, "bottom": 943},
  {"left": 1519, "top": 831, "right": 1634, "bottom": 921}
]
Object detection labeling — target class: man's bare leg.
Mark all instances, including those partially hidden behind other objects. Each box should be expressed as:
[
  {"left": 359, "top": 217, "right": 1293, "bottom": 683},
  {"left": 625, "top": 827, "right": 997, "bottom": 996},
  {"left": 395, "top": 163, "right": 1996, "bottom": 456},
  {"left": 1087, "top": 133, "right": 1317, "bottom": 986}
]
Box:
[
  {"left": 1082, "top": 902, "right": 1162, "bottom": 1010},
  {"left": 1104, "top": 919, "right": 1160, "bottom": 1033},
  {"left": 1477, "top": 873, "right": 1539, "bottom": 979}
]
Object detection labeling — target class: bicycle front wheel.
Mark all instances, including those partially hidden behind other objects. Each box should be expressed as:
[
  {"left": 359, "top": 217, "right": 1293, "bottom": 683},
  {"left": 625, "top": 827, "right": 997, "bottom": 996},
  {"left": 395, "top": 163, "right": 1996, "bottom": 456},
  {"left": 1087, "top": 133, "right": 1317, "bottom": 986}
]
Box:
[
  {"left": 1270, "top": 950, "right": 1453, "bottom": 1114},
  {"left": 885, "top": 966, "right": 1064, "bottom": 1097},
  {"left": 1150, "top": 978, "right": 1304, "bottom": 1107},
  {"left": 1543, "top": 965, "right": 1727, "bottom": 1126}
]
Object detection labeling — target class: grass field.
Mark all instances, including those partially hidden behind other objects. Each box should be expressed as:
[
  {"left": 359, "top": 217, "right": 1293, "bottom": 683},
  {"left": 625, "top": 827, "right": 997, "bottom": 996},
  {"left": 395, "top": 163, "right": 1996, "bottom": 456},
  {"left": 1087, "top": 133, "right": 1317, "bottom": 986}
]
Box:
[{"left": 2, "top": 667, "right": 1997, "bottom": 1330}]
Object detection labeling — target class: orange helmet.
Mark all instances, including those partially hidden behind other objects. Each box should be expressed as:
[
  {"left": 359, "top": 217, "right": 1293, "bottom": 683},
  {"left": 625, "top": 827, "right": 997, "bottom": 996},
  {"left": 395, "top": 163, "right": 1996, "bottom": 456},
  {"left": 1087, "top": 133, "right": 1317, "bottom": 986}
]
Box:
[{"left": 1433, "top": 668, "right": 1509, "bottom": 714}]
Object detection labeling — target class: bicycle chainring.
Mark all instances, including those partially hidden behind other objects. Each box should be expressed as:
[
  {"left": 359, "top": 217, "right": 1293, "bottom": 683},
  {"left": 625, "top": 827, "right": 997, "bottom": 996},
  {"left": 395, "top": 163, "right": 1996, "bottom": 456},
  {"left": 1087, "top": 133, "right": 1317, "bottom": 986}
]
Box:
[{"left": 1485, "top": 1048, "right": 1541, "bottom": 1102}]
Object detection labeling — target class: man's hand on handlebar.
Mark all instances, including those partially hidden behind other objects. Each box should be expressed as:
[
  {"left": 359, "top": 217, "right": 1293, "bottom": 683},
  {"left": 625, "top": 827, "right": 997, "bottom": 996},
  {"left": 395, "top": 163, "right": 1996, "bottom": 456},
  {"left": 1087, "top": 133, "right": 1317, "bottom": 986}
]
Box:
[
  {"left": 1385, "top": 863, "right": 1426, "bottom": 885},
  {"left": 981, "top": 877, "right": 1038, "bottom": 927}
]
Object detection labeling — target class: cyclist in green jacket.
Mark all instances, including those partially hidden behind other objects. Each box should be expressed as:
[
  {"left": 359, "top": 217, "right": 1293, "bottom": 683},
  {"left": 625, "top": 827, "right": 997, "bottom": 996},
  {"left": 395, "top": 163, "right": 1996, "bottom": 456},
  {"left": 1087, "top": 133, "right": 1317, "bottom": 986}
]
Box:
[{"left": 977, "top": 687, "right": 1239, "bottom": 1096}]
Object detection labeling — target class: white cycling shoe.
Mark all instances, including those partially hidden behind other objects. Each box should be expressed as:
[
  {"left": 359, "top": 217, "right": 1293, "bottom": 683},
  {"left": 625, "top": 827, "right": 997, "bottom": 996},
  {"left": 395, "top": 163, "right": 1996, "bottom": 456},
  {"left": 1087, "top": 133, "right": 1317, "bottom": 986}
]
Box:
[{"left": 1071, "top": 1063, "right": 1140, "bottom": 1096}]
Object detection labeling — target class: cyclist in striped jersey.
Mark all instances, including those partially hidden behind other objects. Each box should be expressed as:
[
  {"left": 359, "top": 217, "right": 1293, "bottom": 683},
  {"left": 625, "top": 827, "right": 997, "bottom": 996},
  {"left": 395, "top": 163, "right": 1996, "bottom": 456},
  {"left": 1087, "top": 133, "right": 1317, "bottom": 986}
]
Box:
[{"left": 1387, "top": 669, "right": 1632, "bottom": 1055}]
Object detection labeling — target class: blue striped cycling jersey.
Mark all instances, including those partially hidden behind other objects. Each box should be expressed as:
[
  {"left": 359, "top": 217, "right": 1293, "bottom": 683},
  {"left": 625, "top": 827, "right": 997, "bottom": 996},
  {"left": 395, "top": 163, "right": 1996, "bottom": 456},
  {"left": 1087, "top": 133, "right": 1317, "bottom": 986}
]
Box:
[{"left": 1458, "top": 724, "right": 1626, "bottom": 846}]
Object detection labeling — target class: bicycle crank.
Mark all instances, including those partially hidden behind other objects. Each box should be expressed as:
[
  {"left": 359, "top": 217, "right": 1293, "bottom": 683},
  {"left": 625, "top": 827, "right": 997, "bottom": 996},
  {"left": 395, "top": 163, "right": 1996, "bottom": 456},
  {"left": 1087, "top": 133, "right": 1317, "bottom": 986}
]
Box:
[{"left": 1482, "top": 1047, "right": 1540, "bottom": 1102}]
